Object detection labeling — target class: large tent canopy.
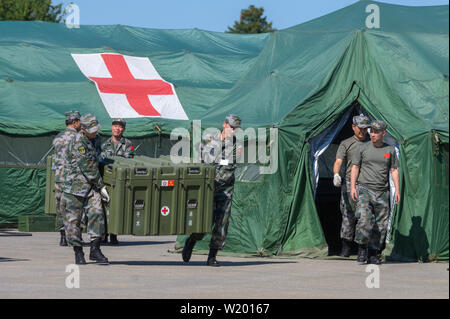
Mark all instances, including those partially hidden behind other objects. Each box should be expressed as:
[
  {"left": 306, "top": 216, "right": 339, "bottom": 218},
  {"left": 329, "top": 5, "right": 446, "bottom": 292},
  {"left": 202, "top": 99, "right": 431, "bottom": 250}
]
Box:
[{"left": 0, "top": 1, "right": 448, "bottom": 261}]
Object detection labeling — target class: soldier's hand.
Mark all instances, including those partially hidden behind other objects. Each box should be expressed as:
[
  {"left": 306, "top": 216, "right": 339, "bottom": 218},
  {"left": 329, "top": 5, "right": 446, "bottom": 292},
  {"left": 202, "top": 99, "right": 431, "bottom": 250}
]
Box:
[
  {"left": 100, "top": 186, "right": 110, "bottom": 203},
  {"left": 350, "top": 188, "right": 358, "bottom": 201},
  {"left": 394, "top": 192, "right": 400, "bottom": 204},
  {"left": 333, "top": 174, "right": 342, "bottom": 187}
]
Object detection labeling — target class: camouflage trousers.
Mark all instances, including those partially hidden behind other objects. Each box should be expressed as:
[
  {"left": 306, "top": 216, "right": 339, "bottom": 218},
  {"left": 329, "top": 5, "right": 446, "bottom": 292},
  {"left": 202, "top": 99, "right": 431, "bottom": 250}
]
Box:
[
  {"left": 54, "top": 186, "right": 64, "bottom": 231},
  {"left": 190, "top": 189, "right": 233, "bottom": 250},
  {"left": 354, "top": 185, "right": 390, "bottom": 250},
  {"left": 340, "top": 181, "right": 358, "bottom": 241},
  {"left": 55, "top": 185, "right": 87, "bottom": 231},
  {"left": 60, "top": 191, "right": 105, "bottom": 247}
]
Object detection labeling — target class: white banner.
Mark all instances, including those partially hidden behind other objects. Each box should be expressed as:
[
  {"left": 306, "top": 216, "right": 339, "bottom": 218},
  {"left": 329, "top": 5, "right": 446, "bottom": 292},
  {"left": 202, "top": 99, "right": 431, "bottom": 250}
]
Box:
[{"left": 72, "top": 53, "right": 188, "bottom": 120}]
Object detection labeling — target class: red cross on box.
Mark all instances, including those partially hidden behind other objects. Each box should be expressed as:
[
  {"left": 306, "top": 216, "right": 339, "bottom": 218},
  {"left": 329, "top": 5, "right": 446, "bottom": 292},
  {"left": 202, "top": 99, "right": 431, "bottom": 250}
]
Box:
[{"left": 161, "top": 206, "right": 170, "bottom": 216}]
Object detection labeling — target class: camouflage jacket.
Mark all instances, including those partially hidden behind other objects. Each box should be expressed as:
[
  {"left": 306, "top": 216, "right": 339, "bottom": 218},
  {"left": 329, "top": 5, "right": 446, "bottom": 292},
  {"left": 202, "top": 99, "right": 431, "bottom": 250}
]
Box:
[
  {"left": 199, "top": 131, "right": 243, "bottom": 198},
  {"left": 101, "top": 136, "right": 134, "bottom": 158},
  {"left": 61, "top": 131, "right": 104, "bottom": 197},
  {"left": 52, "top": 127, "right": 78, "bottom": 188},
  {"left": 91, "top": 135, "right": 102, "bottom": 157}
]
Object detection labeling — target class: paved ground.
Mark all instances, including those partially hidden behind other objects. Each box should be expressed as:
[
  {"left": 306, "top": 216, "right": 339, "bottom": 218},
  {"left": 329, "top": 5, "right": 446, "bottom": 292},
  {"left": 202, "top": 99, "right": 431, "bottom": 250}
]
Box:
[{"left": 0, "top": 231, "right": 448, "bottom": 300}]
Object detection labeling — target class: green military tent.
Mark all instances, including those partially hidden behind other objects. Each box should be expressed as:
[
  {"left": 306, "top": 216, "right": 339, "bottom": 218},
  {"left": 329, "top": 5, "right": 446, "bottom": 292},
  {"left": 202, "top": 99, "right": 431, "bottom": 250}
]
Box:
[{"left": 0, "top": 1, "right": 448, "bottom": 261}]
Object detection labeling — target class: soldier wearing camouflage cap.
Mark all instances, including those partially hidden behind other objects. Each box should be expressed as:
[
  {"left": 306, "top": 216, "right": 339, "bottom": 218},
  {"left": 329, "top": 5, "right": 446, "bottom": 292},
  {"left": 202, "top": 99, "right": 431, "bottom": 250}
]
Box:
[
  {"left": 101, "top": 118, "right": 134, "bottom": 160},
  {"left": 350, "top": 119, "right": 400, "bottom": 265},
  {"left": 182, "top": 114, "right": 243, "bottom": 267},
  {"left": 370, "top": 120, "right": 387, "bottom": 131},
  {"left": 332, "top": 113, "right": 370, "bottom": 257},
  {"left": 60, "top": 113, "right": 110, "bottom": 265},
  {"left": 100, "top": 118, "right": 134, "bottom": 245},
  {"left": 52, "top": 111, "right": 82, "bottom": 247},
  {"left": 225, "top": 114, "right": 242, "bottom": 128}
]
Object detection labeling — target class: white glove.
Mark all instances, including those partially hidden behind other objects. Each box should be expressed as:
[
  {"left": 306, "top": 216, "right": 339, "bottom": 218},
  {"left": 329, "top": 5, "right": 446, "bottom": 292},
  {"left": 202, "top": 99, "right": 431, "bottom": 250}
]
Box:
[
  {"left": 100, "top": 186, "right": 110, "bottom": 203},
  {"left": 333, "top": 174, "right": 342, "bottom": 187}
]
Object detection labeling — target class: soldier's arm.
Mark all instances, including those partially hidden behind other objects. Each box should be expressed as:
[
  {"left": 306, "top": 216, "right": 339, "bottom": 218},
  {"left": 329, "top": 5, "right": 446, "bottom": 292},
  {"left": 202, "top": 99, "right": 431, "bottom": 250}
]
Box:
[
  {"left": 75, "top": 140, "right": 104, "bottom": 190},
  {"left": 333, "top": 158, "right": 343, "bottom": 175},
  {"left": 334, "top": 142, "right": 346, "bottom": 174},
  {"left": 51, "top": 137, "right": 61, "bottom": 170},
  {"left": 350, "top": 165, "right": 359, "bottom": 201},
  {"left": 100, "top": 140, "right": 108, "bottom": 159},
  {"left": 391, "top": 168, "right": 400, "bottom": 204}
]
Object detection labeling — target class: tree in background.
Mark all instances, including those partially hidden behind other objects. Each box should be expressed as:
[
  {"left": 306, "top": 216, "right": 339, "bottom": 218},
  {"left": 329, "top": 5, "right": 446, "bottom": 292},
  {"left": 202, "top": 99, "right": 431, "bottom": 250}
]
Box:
[
  {"left": 227, "top": 5, "right": 275, "bottom": 34},
  {"left": 0, "top": 0, "right": 64, "bottom": 22}
]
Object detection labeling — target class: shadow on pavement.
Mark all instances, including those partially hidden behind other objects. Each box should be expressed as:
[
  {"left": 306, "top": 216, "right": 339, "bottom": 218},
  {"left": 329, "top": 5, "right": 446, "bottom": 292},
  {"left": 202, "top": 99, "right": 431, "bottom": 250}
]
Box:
[
  {"left": 0, "top": 257, "right": 30, "bottom": 262},
  {"left": 105, "top": 241, "right": 174, "bottom": 247},
  {"left": 109, "top": 260, "right": 297, "bottom": 267},
  {"left": 0, "top": 230, "right": 32, "bottom": 237}
]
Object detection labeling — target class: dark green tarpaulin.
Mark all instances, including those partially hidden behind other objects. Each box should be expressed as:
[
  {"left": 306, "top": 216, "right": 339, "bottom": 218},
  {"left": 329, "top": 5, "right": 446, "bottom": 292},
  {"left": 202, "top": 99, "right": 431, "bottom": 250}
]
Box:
[{"left": 0, "top": 1, "right": 448, "bottom": 261}]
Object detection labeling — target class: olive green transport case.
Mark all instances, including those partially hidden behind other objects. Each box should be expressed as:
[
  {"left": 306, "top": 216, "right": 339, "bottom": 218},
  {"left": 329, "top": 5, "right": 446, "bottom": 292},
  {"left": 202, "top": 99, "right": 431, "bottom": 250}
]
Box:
[
  {"left": 103, "top": 156, "right": 214, "bottom": 236},
  {"left": 45, "top": 155, "right": 214, "bottom": 236}
]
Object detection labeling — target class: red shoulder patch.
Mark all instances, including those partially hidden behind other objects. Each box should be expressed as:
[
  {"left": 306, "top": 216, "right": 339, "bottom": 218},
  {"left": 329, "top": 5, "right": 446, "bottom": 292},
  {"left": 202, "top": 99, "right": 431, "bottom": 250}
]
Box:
[{"left": 384, "top": 153, "right": 390, "bottom": 159}]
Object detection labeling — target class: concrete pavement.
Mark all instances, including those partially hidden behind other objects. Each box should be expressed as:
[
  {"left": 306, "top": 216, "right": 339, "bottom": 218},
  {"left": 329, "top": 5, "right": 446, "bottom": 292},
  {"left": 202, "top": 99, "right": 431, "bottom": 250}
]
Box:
[{"left": 0, "top": 231, "right": 448, "bottom": 299}]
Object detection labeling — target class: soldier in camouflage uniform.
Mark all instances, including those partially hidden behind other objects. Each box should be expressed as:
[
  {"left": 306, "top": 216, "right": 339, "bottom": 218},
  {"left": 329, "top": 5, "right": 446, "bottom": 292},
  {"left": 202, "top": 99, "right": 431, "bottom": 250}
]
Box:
[
  {"left": 52, "top": 111, "right": 81, "bottom": 246},
  {"left": 332, "top": 114, "right": 370, "bottom": 257},
  {"left": 81, "top": 130, "right": 103, "bottom": 237},
  {"left": 350, "top": 120, "right": 400, "bottom": 264},
  {"left": 182, "top": 114, "right": 243, "bottom": 267},
  {"left": 100, "top": 118, "right": 134, "bottom": 245},
  {"left": 100, "top": 118, "right": 134, "bottom": 159},
  {"left": 60, "top": 113, "right": 111, "bottom": 265}
]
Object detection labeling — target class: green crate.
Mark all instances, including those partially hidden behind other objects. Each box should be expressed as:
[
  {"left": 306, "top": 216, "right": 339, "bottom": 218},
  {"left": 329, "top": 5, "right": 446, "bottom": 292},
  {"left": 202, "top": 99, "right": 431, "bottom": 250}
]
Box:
[
  {"left": 103, "top": 165, "right": 129, "bottom": 235},
  {"left": 103, "top": 156, "right": 214, "bottom": 236},
  {"left": 18, "top": 215, "right": 56, "bottom": 232}
]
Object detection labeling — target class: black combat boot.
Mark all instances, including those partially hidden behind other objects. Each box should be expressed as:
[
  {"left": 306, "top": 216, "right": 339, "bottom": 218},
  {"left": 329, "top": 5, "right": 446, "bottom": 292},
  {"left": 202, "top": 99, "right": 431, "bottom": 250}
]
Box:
[
  {"left": 182, "top": 236, "right": 196, "bottom": 262},
  {"left": 206, "top": 248, "right": 220, "bottom": 267},
  {"left": 109, "top": 234, "right": 119, "bottom": 245},
  {"left": 74, "top": 246, "right": 86, "bottom": 265},
  {"left": 339, "top": 239, "right": 352, "bottom": 257},
  {"left": 367, "top": 248, "right": 382, "bottom": 265},
  {"left": 102, "top": 234, "right": 108, "bottom": 244},
  {"left": 89, "top": 238, "right": 109, "bottom": 264},
  {"left": 60, "top": 230, "right": 68, "bottom": 246},
  {"left": 357, "top": 244, "right": 368, "bottom": 263}
]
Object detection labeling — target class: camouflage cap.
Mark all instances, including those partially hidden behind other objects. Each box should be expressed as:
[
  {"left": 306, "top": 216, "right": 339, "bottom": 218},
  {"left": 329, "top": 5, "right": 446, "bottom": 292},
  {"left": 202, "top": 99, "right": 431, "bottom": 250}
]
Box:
[
  {"left": 112, "top": 118, "right": 126, "bottom": 127},
  {"left": 65, "top": 110, "right": 81, "bottom": 122},
  {"left": 370, "top": 120, "right": 387, "bottom": 131},
  {"left": 225, "top": 114, "right": 241, "bottom": 128},
  {"left": 80, "top": 113, "right": 101, "bottom": 133},
  {"left": 352, "top": 114, "right": 370, "bottom": 128}
]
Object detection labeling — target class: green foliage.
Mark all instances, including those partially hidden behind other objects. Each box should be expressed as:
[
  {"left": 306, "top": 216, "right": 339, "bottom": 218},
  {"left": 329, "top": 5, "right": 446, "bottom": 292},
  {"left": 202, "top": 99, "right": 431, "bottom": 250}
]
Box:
[
  {"left": 227, "top": 5, "right": 275, "bottom": 34},
  {"left": 0, "top": 0, "right": 64, "bottom": 22}
]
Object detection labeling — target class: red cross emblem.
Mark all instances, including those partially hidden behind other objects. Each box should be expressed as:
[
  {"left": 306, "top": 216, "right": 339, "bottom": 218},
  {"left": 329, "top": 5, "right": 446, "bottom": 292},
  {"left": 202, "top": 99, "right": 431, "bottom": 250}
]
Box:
[
  {"left": 161, "top": 206, "right": 170, "bottom": 216},
  {"left": 71, "top": 53, "right": 188, "bottom": 120},
  {"left": 89, "top": 54, "right": 173, "bottom": 116}
]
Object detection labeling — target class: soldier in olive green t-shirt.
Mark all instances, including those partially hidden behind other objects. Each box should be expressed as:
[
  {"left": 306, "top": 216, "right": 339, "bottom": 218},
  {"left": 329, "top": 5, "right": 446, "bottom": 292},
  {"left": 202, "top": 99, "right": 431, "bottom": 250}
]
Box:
[
  {"left": 332, "top": 114, "right": 370, "bottom": 257},
  {"left": 352, "top": 141, "right": 398, "bottom": 191},
  {"left": 350, "top": 120, "right": 400, "bottom": 265}
]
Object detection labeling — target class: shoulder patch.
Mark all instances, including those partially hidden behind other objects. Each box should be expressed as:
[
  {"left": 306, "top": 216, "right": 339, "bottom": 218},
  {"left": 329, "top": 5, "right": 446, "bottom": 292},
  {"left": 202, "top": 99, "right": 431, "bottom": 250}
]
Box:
[{"left": 78, "top": 145, "right": 86, "bottom": 154}]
